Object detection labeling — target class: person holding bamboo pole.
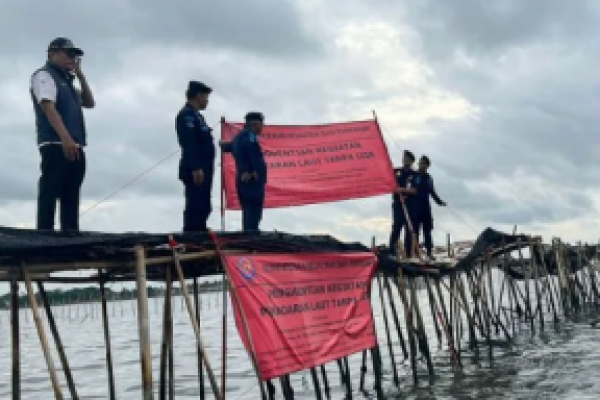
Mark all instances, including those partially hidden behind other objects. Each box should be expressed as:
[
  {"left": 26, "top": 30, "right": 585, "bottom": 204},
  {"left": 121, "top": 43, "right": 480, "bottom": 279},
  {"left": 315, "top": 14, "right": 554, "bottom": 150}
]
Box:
[{"left": 388, "top": 150, "right": 417, "bottom": 259}]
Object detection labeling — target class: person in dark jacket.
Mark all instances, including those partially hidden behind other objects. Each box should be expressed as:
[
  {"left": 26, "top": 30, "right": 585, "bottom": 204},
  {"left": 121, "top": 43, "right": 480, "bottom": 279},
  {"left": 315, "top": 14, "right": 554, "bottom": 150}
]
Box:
[
  {"left": 413, "top": 155, "right": 446, "bottom": 260},
  {"left": 223, "top": 112, "right": 267, "bottom": 232},
  {"left": 388, "top": 150, "right": 417, "bottom": 259},
  {"left": 30, "top": 37, "right": 95, "bottom": 232},
  {"left": 175, "top": 81, "right": 215, "bottom": 232}
]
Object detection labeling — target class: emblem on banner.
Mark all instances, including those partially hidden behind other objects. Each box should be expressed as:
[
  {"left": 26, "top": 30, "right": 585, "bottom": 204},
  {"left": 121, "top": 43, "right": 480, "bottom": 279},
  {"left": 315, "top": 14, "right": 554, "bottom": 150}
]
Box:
[{"left": 237, "top": 257, "right": 256, "bottom": 280}]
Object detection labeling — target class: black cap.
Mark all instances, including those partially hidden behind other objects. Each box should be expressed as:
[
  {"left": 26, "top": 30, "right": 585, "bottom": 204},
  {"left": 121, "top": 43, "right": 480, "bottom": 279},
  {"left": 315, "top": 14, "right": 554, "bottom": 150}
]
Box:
[
  {"left": 420, "top": 155, "right": 430, "bottom": 166},
  {"left": 186, "top": 81, "right": 212, "bottom": 98},
  {"left": 48, "top": 37, "right": 84, "bottom": 56},
  {"left": 403, "top": 150, "right": 415, "bottom": 162},
  {"left": 245, "top": 112, "right": 264, "bottom": 122}
]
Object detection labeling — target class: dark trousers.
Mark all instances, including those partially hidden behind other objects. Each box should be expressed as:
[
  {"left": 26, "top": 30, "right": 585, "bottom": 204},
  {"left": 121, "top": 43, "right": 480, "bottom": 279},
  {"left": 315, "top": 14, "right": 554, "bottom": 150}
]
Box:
[
  {"left": 414, "top": 211, "right": 434, "bottom": 255},
  {"left": 389, "top": 204, "right": 414, "bottom": 257},
  {"left": 182, "top": 173, "right": 213, "bottom": 232},
  {"left": 237, "top": 187, "right": 264, "bottom": 232},
  {"left": 37, "top": 145, "right": 86, "bottom": 232}
]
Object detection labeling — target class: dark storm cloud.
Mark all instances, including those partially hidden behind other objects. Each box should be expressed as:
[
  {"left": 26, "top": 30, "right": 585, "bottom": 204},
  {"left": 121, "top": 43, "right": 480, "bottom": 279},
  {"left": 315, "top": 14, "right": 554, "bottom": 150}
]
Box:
[
  {"left": 0, "top": 0, "right": 598, "bottom": 241},
  {"left": 0, "top": 0, "right": 321, "bottom": 59},
  {"left": 393, "top": 0, "right": 600, "bottom": 59},
  {"left": 355, "top": 0, "right": 600, "bottom": 230},
  {"left": 0, "top": 0, "right": 329, "bottom": 208}
]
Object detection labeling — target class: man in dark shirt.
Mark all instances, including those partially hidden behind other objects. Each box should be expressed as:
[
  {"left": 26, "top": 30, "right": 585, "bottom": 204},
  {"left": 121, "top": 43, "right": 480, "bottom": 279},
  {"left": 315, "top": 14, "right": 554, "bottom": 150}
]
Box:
[
  {"left": 224, "top": 112, "right": 267, "bottom": 232},
  {"left": 413, "top": 155, "right": 446, "bottom": 260},
  {"left": 175, "top": 81, "right": 215, "bottom": 232},
  {"left": 30, "top": 37, "right": 95, "bottom": 232},
  {"left": 388, "top": 150, "right": 417, "bottom": 259}
]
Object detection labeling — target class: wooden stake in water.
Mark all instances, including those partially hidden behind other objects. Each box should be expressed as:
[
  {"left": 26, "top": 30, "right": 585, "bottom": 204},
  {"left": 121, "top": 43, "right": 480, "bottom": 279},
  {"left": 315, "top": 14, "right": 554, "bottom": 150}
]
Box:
[
  {"left": 134, "top": 246, "right": 154, "bottom": 400},
  {"left": 159, "top": 266, "right": 173, "bottom": 400},
  {"left": 37, "top": 282, "right": 78, "bottom": 399},
  {"left": 11, "top": 277, "right": 20, "bottom": 400},
  {"left": 23, "top": 269, "right": 63, "bottom": 399},
  {"left": 375, "top": 272, "right": 399, "bottom": 386},
  {"left": 99, "top": 271, "right": 116, "bottom": 400},
  {"left": 193, "top": 277, "right": 205, "bottom": 399},
  {"left": 169, "top": 240, "right": 225, "bottom": 400}
]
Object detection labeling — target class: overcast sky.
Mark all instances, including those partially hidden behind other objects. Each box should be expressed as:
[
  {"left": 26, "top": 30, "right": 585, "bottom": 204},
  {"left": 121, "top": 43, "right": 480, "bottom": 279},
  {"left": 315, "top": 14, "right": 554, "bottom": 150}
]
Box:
[{"left": 1, "top": 0, "right": 599, "bottom": 270}]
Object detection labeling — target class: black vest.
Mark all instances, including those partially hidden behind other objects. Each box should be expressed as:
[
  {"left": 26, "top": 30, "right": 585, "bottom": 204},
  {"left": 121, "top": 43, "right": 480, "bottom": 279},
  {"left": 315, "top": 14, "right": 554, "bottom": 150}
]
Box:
[{"left": 30, "top": 62, "right": 87, "bottom": 146}]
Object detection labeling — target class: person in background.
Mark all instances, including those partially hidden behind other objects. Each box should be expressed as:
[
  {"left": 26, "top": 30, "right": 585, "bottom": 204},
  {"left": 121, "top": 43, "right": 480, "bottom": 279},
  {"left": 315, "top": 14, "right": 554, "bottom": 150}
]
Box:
[
  {"left": 175, "top": 81, "right": 215, "bottom": 232},
  {"left": 388, "top": 150, "right": 417, "bottom": 259},
  {"left": 221, "top": 112, "right": 267, "bottom": 232},
  {"left": 413, "top": 155, "right": 447, "bottom": 260},
  {"left": 30, "top": 37, "right": 95, "bottom": 232}
]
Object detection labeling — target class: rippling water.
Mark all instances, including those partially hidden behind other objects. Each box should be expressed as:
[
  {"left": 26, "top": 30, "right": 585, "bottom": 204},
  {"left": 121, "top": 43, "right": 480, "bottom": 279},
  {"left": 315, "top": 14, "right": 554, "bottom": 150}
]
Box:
[{"left": 1, "top": 281, "right": 599, "bottom": 399}]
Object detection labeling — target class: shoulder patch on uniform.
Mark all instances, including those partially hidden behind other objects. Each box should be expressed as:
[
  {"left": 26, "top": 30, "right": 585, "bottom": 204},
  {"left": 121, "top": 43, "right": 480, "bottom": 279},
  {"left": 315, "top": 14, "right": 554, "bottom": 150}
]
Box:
[
  {"left": 184, "top": 115, "right": 195, "bottom": 128},
  {"left": 249, "top": 132, "right": 256, "bottom": 142}
]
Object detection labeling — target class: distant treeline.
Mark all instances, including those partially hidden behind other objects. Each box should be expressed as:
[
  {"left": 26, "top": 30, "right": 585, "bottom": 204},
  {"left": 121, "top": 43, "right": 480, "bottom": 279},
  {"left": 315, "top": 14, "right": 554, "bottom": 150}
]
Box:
[{"left": 0, "top": 280, "right": 223, "bottom": 310}]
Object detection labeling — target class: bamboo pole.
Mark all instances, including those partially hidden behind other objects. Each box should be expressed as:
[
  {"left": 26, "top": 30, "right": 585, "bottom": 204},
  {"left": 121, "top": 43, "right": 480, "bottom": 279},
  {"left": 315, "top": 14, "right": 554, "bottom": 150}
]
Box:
[
  {"left": 221, "top": 272, "right": 228, "bottom": 399},
  {"left": 135, "top": 245, "right": 154, "bottom": 400},
  {"left": 193, "top": 277, "right": 206, "bottom": 399},
  {"left": 23, "top": 269, "right": 63, "bottom": 399},
  {"left": 169, "top": 242, "right": 224, "bottom": 400},
  {"left": 159, "top": 266, "right": 172, "bottom": 400},
  {"left": 395, "top": 270, "right": 418, "bottom": 385},
  {"left": 383, "top": 273, "right": 409, "bottom": 359},
  {"left": 0, "top": 249, "right": 245, "bottom": 276},
  {"left": 409, "top": 277, "right": 434, "bottom": 377},
  {"left": 11, "top": 278, "right": 20, "bottom": 400},
  {"left": 99, "top": 272, "right": 117, "bottom": 399},
  {"left": 37, "top": 282, "right": 78, "bottom": 399},
  {"left": 375, "top": 272, "right": 399, "bottom": 385}
]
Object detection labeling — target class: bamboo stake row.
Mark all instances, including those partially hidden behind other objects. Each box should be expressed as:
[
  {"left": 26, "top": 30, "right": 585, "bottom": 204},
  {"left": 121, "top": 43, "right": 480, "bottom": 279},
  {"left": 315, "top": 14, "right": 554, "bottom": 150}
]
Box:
[{"left": 5, "top": 235, "right": 600, "bottom": 399}]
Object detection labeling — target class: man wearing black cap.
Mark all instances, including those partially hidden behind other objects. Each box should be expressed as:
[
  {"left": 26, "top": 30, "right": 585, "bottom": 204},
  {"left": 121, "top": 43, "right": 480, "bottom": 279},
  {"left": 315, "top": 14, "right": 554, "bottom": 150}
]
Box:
[
  {"left": 413, "top": 155, "right": 446, "bottom": 260},
  {"left": 175, "top": 81, "right": 215, "bottom": 232},
  {"left": 388, "top": 150, "right": 417, "bottom": 259},
  {"left": 226, "top": 112, "right": 267, "bottom": 232},
  {"left": 29, "top": 37, "right": 95, "bottom": 231}
]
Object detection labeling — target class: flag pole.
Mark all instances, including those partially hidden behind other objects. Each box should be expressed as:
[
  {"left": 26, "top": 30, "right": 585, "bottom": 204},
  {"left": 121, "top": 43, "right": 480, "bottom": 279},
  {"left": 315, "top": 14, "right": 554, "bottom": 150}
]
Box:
[
  {"left": 220, "top": 116, "right": 226, "bottom": 232},
  {"left": 219, "top": 116, "right": 228, "bottom": 398}
]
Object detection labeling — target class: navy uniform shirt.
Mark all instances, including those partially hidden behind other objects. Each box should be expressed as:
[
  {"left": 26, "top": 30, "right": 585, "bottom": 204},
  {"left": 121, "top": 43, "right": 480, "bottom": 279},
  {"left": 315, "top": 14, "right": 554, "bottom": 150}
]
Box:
[
  {"left": 175, "top": 104, "right": 215, "bottom": 182},
  {"left": 231, "top": 126, "right": 267, "bottom": 198},
  {"left": 392, "top": 167, "right": 416, "bottom": 207},
  {"left": 413, "top": 172, "right": 444, "bottom": 214}
]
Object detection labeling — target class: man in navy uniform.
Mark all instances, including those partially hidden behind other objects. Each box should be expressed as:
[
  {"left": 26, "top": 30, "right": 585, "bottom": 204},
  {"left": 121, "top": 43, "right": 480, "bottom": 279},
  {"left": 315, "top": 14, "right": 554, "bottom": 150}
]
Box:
[
  {"left": 175, "top": 81, "right": 215, "bottom": 232},
  {"left": 388, "top": 150, "right": 417, "bottom": 259},
  {"left": 225, "top": 112, "right": 267, "bottom": 232},
  {"left": 30, "top": 37, "right": 95, "bottom": 232},
  {"left": 413, "top": 155, "right": 446, "bottom": 260}
]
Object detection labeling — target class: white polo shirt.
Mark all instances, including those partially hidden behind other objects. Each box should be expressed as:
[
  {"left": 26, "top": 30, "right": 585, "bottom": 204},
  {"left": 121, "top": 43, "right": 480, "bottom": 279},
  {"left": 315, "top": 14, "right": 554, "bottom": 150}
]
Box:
[{"left": 30, "top": 70, "right": 82, "bottom": 147}]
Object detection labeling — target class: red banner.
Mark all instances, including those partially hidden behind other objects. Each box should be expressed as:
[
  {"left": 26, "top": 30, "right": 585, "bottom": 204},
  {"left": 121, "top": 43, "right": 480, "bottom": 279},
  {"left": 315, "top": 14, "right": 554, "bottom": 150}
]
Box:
[
  {"left": 224, "top": 252, "right": 378, "bottom": 380},
  {"left": 221, "top": 119, "right": 396, "bottom": 210}
]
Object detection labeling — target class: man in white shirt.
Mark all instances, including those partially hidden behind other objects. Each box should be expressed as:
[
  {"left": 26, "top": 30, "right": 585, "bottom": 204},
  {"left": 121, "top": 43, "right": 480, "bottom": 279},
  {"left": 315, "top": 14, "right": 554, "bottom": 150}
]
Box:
[{"left": 30, "top": 37, "right": 95, "bottom": 231}]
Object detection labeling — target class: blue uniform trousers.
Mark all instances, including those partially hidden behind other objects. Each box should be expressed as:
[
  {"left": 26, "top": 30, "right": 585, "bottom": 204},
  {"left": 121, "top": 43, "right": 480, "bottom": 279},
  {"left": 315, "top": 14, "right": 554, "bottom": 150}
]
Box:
[
  {"left": 182, "top": 171, "right": 213, "bottom": 232},
  {"left": 389, "top": 203, "right": 416, "bottom": 257},
  {"left": 237, "top": 183, "right": 264, "bottom": 232},
  {"left": 413, "top": 208, "right": 434, "bottom": 255}
]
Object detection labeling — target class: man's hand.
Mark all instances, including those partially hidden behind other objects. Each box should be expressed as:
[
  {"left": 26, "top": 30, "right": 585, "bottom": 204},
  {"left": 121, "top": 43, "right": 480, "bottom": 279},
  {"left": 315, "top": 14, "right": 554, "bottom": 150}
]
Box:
[
  {"left": 62, "top": 137, "right": 80, "bottom": 161},
  {"left": 192, "top": 169, "right": 204, "bottom": 185},
  {"left": 71, "top": 57, "right": 83, "bottom": 78}
]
